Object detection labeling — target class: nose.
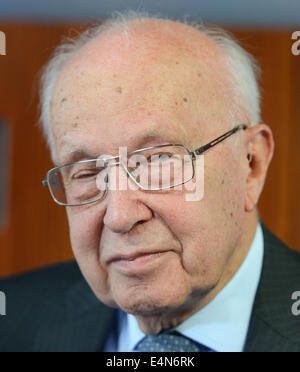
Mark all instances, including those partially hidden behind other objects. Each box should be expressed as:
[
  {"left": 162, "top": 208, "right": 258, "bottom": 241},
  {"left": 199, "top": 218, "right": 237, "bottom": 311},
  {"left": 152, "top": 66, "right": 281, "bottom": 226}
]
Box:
[{"left": 103, "top": 164, "right": 153, "bottom": 234}]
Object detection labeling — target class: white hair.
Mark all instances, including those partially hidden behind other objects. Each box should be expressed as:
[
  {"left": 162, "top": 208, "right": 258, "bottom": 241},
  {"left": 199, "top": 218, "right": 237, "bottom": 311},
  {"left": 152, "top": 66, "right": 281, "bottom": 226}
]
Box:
[{"left": 38, "top": 11, "right": 262, "bottom": 162}]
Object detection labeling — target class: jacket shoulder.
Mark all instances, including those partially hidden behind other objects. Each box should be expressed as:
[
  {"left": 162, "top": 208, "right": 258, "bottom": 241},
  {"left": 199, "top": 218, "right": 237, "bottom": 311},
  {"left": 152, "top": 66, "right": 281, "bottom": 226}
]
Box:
[
  {"left": 262, "top": 223, "right": 300, "bottom": 287},
  {"left": 0, "top": 261, "right": 81, "bottom": 352},
  {"left": 0, "top": 261, "right": 81, "bottom": 292}
]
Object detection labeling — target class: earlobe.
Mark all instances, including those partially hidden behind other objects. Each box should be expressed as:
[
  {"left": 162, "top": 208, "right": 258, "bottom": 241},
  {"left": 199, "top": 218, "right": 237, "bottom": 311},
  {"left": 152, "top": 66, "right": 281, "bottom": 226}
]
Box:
[
  {"left": 245, "top": 153, "right": 261, "bottom": 212},
  {"left": 244, "top": 124, "right": 275, "bottom": 212}
]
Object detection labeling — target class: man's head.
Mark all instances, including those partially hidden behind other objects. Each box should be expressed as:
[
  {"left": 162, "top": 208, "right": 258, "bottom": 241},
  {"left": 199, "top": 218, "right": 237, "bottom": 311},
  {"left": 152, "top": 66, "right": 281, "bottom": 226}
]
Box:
[{"left": 39, "top": 13, "right": 274, "bottom": 334}]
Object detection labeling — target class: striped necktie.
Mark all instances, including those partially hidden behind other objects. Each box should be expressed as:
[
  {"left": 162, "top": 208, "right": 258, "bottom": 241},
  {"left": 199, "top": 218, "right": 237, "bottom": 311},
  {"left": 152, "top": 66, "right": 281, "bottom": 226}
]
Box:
[{"left": 135, "top": 331, "right": 215, "bottom": 352}]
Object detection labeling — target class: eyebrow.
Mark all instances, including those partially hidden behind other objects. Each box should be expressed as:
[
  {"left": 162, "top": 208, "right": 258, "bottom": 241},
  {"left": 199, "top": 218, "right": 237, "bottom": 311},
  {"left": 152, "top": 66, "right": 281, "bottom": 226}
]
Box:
[
  {"left": 135, "top": 129, "right": 179, "bottom": 147},
  {"left": 59, "top": 128, "right": 182, "bottom": 165},
  {"left": 59, "top": 148, "right": 98, "bottom": 166}
]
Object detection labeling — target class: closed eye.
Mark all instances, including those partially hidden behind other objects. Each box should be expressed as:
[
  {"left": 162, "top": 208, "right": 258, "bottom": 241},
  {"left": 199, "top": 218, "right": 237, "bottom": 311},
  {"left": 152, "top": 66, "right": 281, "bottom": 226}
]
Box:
[{"left": 72, "top": 170, "right": 101, "bottom": 180}]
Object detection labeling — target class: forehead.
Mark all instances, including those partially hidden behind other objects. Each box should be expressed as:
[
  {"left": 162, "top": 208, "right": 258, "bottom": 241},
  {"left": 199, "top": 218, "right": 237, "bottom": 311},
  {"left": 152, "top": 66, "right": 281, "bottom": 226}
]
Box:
[{"left": 51, "top": 22, "right": 234, "bottom": 163}]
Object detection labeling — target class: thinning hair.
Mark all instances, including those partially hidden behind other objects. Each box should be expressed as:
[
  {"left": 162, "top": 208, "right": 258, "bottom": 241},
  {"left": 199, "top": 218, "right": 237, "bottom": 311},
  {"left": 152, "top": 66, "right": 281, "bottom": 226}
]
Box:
[{"left": 38, "top": 11, "right": 262, "bottom": 162}]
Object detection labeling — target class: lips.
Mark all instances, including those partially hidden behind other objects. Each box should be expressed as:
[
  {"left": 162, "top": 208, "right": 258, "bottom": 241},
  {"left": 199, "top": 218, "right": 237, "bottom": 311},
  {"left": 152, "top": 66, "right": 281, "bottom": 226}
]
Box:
[
  {"left": 107, "top": 251, "right": 172, "bottom": 275},
  {"left": 108, "top": 250, "right": 168, "bottom": 264}
]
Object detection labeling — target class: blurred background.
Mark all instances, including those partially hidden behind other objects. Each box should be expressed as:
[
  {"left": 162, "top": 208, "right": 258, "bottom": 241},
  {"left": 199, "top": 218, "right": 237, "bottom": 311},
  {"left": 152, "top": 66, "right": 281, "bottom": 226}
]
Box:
[{"left": 0, "top": 0, "right": 299, "bottom": 278}]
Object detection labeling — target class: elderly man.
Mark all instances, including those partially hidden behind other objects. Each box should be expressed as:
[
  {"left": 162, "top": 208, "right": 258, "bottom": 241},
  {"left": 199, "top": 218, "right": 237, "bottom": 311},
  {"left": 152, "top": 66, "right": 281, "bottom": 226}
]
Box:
[{"left": 0, "top": 13, "right": 299, "bottom": 352}]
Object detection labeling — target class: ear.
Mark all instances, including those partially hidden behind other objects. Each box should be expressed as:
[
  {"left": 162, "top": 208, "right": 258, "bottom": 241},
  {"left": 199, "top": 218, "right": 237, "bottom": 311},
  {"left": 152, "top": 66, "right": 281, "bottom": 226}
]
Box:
[{"left": 244, "top": 124, "right": 275, "bottom": 212}]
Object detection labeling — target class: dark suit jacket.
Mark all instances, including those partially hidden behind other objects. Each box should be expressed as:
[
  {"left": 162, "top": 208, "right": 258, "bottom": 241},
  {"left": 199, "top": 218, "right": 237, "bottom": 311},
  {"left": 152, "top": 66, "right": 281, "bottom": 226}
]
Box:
[{"left": 0, "top": 224, "right": 299, "bottom": 352}]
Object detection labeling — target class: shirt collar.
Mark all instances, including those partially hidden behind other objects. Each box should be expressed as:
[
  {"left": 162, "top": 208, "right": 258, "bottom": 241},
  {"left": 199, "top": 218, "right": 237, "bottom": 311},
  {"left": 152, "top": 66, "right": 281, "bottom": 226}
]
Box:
[{"left": 118, "top": 223, "right": 264, "bottom": 352}]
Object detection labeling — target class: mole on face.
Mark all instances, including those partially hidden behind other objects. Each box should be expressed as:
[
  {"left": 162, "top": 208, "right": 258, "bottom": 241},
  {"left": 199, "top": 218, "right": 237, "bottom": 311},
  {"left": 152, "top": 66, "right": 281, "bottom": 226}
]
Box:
[
  {"left": 116, "top": 86, "right": 123, "bottom": 94},
  {"left": 60, "top": 97, "right": 68, "bottom": 104},
  {"left": 183, "top": 97, "right": 188, "bottom": 103}
]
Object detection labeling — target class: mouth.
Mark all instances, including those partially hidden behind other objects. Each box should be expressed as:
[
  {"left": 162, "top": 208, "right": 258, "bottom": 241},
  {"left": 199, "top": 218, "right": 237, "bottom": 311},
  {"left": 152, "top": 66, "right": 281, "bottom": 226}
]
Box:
[
  {"left": 110, "top": 251, "right": 165, "bottom": 262},
  {"left": 108, "top": 250, "right": 172, "bottom": 274}
]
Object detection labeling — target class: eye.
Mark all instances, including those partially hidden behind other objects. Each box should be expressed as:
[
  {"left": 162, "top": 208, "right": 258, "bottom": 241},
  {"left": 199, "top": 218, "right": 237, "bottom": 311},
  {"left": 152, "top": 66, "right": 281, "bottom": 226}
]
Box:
[
  {"left": 72, "top": 169, "right": 102, "bottom": 180},
  {"left": 158, "top": 154, "right": 171, "bottom": 161},
  {"left": 150, "top": 153, "right": 173, "bottom": 163},
  {"left": 74, "top": 172, "right": 96, "bottom": 180}
]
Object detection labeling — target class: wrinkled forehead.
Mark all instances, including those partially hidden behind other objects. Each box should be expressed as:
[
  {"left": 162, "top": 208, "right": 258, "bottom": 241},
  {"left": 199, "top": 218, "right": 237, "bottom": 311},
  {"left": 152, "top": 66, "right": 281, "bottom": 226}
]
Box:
[{"left": 50, "top": 21, "right": 235, "bottom": 163}]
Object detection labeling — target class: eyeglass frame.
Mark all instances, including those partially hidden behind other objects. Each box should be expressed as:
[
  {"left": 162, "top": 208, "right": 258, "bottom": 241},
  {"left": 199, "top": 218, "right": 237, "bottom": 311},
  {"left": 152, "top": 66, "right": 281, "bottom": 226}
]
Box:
[{"left": 42, "top": 124, "right": 247, "bottom": 207}]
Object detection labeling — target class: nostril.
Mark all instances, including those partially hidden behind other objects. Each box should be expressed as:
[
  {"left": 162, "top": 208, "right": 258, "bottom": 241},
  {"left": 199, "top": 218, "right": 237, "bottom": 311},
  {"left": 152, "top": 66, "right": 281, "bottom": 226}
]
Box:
[
  {"left": 133, "top": 207, "right": 154, "bottom": 228},
  {"left": 130, "top": 219, "right": 149, "bottom": 234},
  {"left": 135, "top": 220, "right": 147, "bottom": 226}
]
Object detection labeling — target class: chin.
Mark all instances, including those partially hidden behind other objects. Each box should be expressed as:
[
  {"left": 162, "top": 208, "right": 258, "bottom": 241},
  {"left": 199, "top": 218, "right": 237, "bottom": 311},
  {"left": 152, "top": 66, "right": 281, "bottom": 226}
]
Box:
[{"left": 111, "top": 282, "right": 190, "bottom": 317}]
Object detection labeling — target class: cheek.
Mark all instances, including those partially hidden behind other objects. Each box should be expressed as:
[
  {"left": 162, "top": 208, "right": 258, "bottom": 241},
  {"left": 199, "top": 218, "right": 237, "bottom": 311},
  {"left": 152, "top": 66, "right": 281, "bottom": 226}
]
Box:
[
  {"left": 66, "top": 208, "right": 116, "bottom": 305},
  {"left": 68, "top": 209, "right": 101, "bottom": 255},
  {"left": 203, "top": 150, "right": 246, "bottom": 231},
  {"left": 194, "top": 159, "right": 245, "bottom": 276},
  {"left": 163, "top": 157, "right": 245, "bottom": 288}
]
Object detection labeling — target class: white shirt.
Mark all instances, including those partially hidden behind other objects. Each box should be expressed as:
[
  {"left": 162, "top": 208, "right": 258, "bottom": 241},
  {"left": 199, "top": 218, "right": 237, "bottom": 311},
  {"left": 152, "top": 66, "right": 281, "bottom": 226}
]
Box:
[{"left": 104, "top": 223, "right": 264, "bottom": 352}]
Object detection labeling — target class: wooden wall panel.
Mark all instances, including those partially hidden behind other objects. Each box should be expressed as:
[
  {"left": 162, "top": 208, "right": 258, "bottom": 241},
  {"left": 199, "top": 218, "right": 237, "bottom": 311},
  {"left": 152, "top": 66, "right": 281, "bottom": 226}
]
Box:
[
  {"left": 0, "top": 24, "right": 74, "bottom": 277},
  {"left": 0, "top": 24, "right": 299, "bottom": 278},
  {"left": 233, "top": 30, "right": 300, "bottom": 251}
]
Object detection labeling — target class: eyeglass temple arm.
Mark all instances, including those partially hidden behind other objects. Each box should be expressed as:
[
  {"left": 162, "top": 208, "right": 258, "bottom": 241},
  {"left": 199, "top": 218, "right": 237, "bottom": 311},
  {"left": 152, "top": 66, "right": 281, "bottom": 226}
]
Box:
[{"left": 191, "top": 124, "right": 247, "bottom": 159}]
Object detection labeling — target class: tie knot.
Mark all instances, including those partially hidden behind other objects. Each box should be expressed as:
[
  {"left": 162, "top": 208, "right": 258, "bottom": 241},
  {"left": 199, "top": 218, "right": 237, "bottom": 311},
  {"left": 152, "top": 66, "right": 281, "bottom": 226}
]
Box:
[{"left": 135, "top": 331, "right": 213, "bottom": 352}]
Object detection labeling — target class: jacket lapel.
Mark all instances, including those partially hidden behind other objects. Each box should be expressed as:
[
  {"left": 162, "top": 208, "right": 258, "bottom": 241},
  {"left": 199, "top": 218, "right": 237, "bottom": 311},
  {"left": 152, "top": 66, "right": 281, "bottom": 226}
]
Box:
[{"left": 244, "top": 224, "right": 300, "bottom": 352}]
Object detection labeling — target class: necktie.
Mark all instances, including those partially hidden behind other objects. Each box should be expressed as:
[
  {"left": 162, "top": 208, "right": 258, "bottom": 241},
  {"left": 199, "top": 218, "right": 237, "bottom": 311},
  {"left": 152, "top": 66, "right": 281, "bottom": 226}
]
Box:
[{"left": 135, "top": 331, "right": 214, "bottom": 352}]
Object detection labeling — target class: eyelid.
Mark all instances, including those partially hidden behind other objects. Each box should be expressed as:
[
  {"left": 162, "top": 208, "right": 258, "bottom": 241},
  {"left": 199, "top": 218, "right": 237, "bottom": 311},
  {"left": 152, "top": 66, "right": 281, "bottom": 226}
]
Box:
[{"left": 72, "top": 168, "right": 102, "bottom": 179}]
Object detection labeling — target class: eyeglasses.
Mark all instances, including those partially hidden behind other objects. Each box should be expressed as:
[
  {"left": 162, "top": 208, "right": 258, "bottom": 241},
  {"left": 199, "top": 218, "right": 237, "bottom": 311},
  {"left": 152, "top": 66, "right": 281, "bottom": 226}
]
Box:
[{"left": 42, "top": 124, "right": 247, "bottom": 206}]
